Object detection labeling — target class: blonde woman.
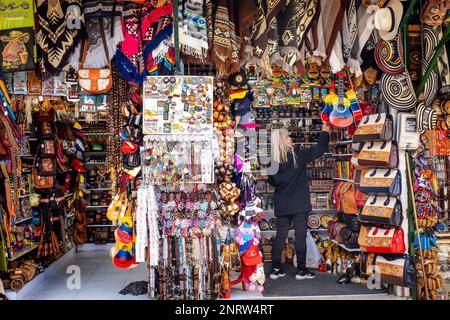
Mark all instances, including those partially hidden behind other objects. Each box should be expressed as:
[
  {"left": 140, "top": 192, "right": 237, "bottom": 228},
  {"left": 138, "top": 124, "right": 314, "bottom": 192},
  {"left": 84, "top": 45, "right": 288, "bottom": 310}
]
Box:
[{"left": 268, "top": 124, "right": 330, "bottom": 280}]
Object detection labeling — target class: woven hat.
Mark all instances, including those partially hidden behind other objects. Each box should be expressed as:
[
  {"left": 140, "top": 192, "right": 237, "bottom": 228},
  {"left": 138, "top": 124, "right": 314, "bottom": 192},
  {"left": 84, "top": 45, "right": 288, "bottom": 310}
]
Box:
[
  {"left": 380, "top": 72, "right": 417, "bottom": 110},
  {"left": 373, "top": 0, "right": 403, "bottom": 40},
  {"left": 422, "top": 25, "right": 440, "bottom": 106},
  {"left": 417, "top": 102, "right": 437, "bottom": 131},
  {"left": 375, "top": 33, "right": 405, "bottom": 74}
]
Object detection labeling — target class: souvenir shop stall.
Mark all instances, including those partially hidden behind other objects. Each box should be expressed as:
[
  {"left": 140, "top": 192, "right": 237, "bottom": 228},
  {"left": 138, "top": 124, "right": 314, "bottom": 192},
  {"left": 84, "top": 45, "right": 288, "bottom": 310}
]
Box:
[{"left": 1, "top": 0, "right": 450, "bottom": 301}]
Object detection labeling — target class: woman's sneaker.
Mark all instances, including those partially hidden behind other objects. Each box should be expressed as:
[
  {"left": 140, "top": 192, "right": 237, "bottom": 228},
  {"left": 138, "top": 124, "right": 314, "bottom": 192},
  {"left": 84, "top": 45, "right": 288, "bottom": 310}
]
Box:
[
  {"left": 295, "top": 268, "right": 316, "bottom": 280},
  {"left": 269, "top": 268, "right": 286, "bottom": 280}
]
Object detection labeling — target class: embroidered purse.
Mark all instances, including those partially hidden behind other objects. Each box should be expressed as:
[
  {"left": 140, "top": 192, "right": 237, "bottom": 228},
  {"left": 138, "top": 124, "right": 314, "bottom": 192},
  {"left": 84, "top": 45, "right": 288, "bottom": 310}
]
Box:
[
  {"left": 359, "top": 168, "right": 401, "bottom": 196},
  {"left": 37, "top": 158, "right": 56, "bottom": 176},
  {"left": 40, "top": 139, "right": 56, "bottom": 157},
  {"left": 359, "top": 195, "right": 403, "bottom": 227},
  {"left": 352, "top": 113, "right": 393, "bottom": 142},
  {"left": 356, "top": 140, "right": 399, "bottom": 168},
  {"left": 365, "top": 226, "right": 406, "bottom": 254},
  {"left": 32, "top": 167, "right": 54, "bottom": 189}
]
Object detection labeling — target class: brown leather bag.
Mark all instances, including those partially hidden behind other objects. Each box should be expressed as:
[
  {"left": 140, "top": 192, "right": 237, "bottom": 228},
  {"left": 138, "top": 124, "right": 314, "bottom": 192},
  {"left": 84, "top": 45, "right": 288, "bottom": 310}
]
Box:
[
  {"left": 32, "top": 167, "right": 54, "bottom": 189},
  {"left": 340, "top": 182, "right": 359, "bottom": 215}
]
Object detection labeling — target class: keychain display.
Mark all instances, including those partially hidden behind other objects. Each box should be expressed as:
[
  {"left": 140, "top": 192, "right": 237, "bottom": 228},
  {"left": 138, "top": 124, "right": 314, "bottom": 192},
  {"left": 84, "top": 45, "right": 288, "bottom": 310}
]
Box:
[
  {"left": 142, "top": 76, "right": 214, "bottom": 135},
  {"left": 142, "top": 135, "right": 214, "bottom": 184}
]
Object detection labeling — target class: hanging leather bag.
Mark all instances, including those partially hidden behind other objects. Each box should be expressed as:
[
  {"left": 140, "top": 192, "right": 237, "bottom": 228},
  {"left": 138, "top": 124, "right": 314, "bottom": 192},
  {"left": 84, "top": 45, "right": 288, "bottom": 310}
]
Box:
[
  {"left": 359, "top": 168, "right": 401, "bottom": 196},
  {"left": 356, "top": 140, "right": 399, "bottom": 168},
  {"left": 352, "top": 113, "right": 394, "bottom": 142},
  {"left": 365, "top": 226, "right": 406, "bottom": 254},
  {"left": 359, "top": 195, "right": 403, "bottom": 227},
  {"left": 360, "top": 253, "right": 416, "bottom": 288},
  {"left": 340, "top": 182, "right": 359, "bottom": 215}
]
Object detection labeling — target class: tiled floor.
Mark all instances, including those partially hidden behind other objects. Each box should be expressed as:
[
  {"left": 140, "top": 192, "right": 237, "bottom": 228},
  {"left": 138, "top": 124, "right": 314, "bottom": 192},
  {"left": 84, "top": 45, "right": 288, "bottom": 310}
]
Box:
[{"left": 5, "top": 247, "right": 262, "bottom": 300}]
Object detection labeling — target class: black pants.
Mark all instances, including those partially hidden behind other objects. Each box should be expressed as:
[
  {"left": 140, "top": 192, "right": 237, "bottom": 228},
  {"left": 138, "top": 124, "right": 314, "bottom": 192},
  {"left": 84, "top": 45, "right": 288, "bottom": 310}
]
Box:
[{"left": 271, "top": 212, "right": 308, "bottom": 270}]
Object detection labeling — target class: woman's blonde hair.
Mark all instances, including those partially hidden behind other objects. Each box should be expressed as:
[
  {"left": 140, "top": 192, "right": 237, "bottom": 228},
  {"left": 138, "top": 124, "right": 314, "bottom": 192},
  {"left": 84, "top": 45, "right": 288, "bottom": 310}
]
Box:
[{"left": 271, "top": 128, "right": 297, "bottom": 167}]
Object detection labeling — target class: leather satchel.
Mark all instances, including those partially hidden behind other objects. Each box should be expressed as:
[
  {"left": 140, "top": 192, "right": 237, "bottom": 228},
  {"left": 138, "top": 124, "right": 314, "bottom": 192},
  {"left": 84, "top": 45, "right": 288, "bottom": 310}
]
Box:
[
  {"left": 359, "top": 195, "right": 403, "bottom": 227},
  {"left": 360, "top": 253, "right": 416, "bottom": 288},
  {"left": 359, "top": 168, "right": 401, "bottom": 196},
  {"left": 353, "top": 113, "right": 393, "bottom": 142},
  {"left": 78, "top": 68, "right": 112, "bottom": 94},
  {"left": 32, "top": 167, "right": 54, "bottom": 189},
  {"left": 365, "top": 226, "right": 406, "bottom": 254},
  {"left": 356, "top": 140, "right": 399, "bottom": 168}
]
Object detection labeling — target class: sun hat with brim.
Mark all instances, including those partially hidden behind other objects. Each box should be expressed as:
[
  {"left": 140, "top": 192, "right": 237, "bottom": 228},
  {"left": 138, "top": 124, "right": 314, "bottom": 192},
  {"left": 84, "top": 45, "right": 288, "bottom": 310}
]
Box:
[
  {"left": 422, "top": 25, "right": 440, "bottom": 106},
  {"left": 373, "top": 0, "right": 403, "bottom": 41},
  {"left": 375, "top": 33, "right": 405, "bottom": 74},
  {"left": 417, "top": 102, "right": 438, "bottom": 132},
  {"left": 380, "top": 72, "right": 417, "bottom": 110}
]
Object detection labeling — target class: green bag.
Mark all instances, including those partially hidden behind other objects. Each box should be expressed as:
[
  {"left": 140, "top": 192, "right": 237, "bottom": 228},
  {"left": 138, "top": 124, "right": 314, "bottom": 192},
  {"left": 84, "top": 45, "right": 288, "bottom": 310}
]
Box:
[{"left": 0, "top": 222, "right": 8, "bottom": 272}]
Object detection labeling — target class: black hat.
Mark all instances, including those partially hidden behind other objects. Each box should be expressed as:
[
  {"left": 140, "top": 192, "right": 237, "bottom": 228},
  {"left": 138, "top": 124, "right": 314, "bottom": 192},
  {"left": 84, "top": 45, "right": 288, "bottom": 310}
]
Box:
[{"left": 228, "top": 70, "right": 249, "bottom": 87}]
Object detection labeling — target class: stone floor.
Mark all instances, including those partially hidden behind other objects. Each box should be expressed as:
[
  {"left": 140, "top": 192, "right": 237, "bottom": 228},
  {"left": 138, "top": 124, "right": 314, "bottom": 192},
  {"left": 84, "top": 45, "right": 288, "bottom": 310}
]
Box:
[
  {"left": 5, "top": 246, "right": 261, "bottom": 300},
  {"left": 4, "top": 246, "right": 402, "bottom": 300}
]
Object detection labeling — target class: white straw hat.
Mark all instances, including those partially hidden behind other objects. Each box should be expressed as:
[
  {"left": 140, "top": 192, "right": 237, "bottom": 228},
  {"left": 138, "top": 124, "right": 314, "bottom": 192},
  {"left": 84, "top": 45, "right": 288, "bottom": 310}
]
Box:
[{"left": 373, "top": 0, "right": 403, "bottom": 40}]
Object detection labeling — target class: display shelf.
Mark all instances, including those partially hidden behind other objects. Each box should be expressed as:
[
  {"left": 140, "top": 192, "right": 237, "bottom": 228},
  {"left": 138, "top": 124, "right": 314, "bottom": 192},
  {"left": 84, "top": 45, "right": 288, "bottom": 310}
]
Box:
[
  {"left": 311, "top": 208, "right": 339, "bottom": 213},
  {"left": 8, "top": 246, "right": 38, "bottom": 261},
  {"left": 84, "top": 132, "right": 110, "bottom": 136},
  {"left": 436, "top": 233, "right": 450, "bottom": 238},
  {"left": 15, "top": 217, "right": 33, "bottom": 224},
  {"left": 330, "top": 239, "right": 360, "bottom": 252},
  {"left": 84, "top": 162, "right": 107, "bottom": 166},
  {"left": 308, "top": 228, "right": 328, "bottom": 232},
  {"left": 324, "top": 153, "right": 353, "bottom": 157},
  {"left": 77, "top": 119, "right": 108, "bottom": 122},
  {"left": 85, "top": 205, "right": 109, "bottom": 209},
  {"left": 332, "top": 177, "right": 354, "bottom": 183},
  {"left": 88, "top": 187, "right": 112, "bottom": 191},
  {"left": 261, "top": 230, "right": 294, "bottom": 235},
  {"left": 87, "top": 224, "right": 116, "bottom": 228}
]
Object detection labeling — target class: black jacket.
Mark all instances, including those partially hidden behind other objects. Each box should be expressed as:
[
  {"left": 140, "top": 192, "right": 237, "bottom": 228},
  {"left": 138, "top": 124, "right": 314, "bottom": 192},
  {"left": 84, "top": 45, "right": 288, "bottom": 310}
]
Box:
[{"left": 268, "top": 132, "right": 330, "bottom": 216}]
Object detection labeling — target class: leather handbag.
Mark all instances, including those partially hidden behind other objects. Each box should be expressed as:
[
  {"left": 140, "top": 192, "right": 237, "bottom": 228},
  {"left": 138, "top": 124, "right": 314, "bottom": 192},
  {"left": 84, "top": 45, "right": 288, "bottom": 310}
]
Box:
[
  {"left": 37, "top": 158, "right": 56, "bottom": 176},
  {"left": 365, "top": 226, "right": 406, "bottom": 254},
  {"left": 360, "top": 253, "right": 416, "bottom": 288},
  {"left": 353, "top": 113, "right": 393, "bottom": 142},
  {"left": 356, "top": 141, "right": 399, "bottom": 168},
  {"left": 340, "top": 182, "right": 359, "bottom": 215},
  {"left": 78, "top": 19, "right": 112, "bottom": 94},
  {"left": 359, "top": 168, "right": 401, "bottom": 196},
  {"left": 32, "top": 167, "right": 54, "bottom": 189},
  {"left": 355, "top": 187, "right": 369, "bottom": 206},
  {"left": 357, "top": 224, "right": 371, "bottom": 251},
  {"left": 340, "top": 227, "right": 359, "bottom": 248},
  {"left": 359, "top": 195, "right": 403, "bottom": 227},
  {"left": 344, "top": 214, "right": 361, "bottom": 232},
  {"left": 40, "top": 139, "right": 56, "bottom": 157}
]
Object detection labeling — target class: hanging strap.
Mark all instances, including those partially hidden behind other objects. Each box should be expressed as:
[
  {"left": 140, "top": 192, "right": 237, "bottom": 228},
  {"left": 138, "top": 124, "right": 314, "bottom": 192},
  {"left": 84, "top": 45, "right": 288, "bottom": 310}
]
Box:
[
  {"left": 79, "top": 18, "right": 111, "bottom": 68},
  {"left": 324, "top": 0, "right": 349, "bottom": 65}
]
